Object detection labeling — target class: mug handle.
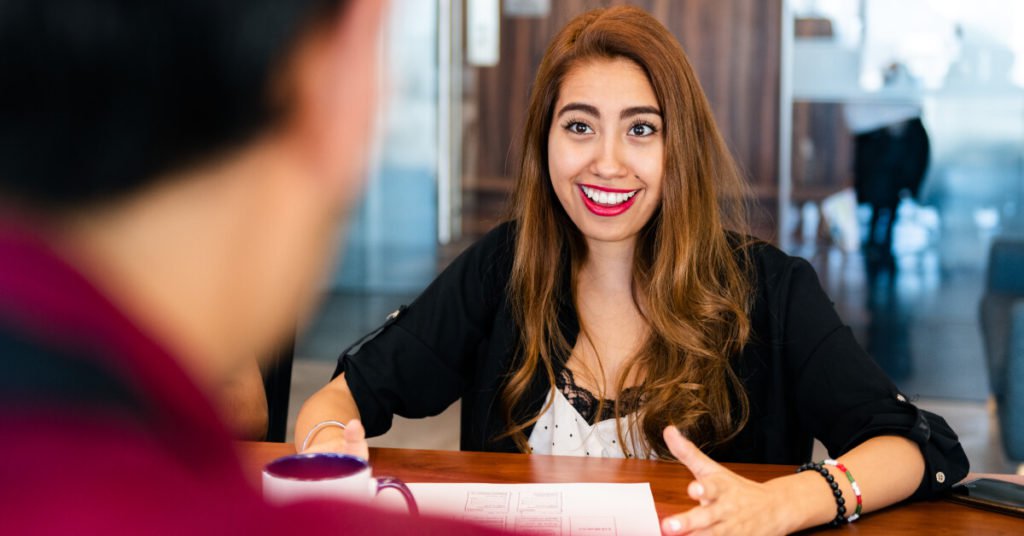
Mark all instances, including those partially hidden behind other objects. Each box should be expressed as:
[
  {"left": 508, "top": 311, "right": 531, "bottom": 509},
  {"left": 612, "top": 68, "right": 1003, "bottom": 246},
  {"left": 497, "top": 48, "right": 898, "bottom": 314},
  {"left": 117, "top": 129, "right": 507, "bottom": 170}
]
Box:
[{"left": 374, "top": 476, "right": 419, "bottom": 515}]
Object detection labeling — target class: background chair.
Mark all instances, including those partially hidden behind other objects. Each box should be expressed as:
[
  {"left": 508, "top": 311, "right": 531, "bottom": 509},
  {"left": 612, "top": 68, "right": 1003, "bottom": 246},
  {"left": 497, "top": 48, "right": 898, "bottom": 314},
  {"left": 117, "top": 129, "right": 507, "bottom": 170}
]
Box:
[
  {"left": 979, "top": 237, "right": 1024, "bottom": 467},
  {"left": 260, "top": 338, "right": 294, "bottom": 443}
]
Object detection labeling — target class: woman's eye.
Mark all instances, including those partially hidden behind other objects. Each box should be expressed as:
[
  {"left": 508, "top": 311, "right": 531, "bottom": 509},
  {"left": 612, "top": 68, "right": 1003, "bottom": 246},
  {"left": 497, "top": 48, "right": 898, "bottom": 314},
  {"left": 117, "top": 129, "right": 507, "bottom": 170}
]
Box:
[
  {"left": 566, "top": 121, "right": 592, "bottom": 135},
  {"left": 629, "top": 123, "right": 656, "bottom": 136}
]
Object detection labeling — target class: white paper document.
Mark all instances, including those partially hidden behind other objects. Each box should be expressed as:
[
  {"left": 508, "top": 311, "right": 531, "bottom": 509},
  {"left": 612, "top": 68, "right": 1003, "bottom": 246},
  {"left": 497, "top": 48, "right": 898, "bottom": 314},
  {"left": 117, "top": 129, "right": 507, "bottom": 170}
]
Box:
[{"left": 406, "top": 482, "right": 661, "bottom": 535}]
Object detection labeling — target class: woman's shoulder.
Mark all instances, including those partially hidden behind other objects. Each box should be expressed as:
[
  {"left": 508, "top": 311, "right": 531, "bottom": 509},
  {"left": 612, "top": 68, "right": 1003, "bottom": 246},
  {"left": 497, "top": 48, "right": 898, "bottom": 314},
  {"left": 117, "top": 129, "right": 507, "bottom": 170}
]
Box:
[
  {"left": 725, "top": 231, "right": 818, "bottom": 296},
  {"left": 462, "top": 220, "right": 517, "bottom": 267},
  {"left": 441, "top": 221, "right": 517, "bottom": 288},
  {"left": 726, "top": 232, "right": 800, "bottom": 271},
  {"left": 477, "top": 220, "right": 518, "bottom": 251}
]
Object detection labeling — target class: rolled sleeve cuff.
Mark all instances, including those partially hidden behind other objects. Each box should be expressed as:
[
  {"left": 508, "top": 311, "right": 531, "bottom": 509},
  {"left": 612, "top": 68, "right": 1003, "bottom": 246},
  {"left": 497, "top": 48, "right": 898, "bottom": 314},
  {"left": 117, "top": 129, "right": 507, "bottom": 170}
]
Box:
[{"left": 830, "top": 397, "right": 969, "bottom": 500}]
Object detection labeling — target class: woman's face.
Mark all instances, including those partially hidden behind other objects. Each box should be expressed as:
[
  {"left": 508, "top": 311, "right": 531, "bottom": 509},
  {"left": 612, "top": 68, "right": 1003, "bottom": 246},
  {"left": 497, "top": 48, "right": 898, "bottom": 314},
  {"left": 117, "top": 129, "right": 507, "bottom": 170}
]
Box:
[{"left": 547, "top": 57, "right": 664, "bottom": 248}]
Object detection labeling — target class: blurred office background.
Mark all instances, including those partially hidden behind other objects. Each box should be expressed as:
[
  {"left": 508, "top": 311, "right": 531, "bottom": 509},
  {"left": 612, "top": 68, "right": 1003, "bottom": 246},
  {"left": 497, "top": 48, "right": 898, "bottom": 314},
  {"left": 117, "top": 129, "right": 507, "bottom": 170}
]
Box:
[{"left": 282, "top": 0, "right": 1024, "bottom": 473}]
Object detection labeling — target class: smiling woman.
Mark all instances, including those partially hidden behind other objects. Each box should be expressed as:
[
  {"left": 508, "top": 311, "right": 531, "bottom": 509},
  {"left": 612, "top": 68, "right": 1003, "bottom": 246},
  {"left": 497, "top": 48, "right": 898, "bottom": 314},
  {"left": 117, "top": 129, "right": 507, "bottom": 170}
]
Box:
[
  {"left": 297, "top": 6, "right": 969, "bottom": 535},
  {"left": 505, "top": 9, "right": 754, "bottom": 462}
]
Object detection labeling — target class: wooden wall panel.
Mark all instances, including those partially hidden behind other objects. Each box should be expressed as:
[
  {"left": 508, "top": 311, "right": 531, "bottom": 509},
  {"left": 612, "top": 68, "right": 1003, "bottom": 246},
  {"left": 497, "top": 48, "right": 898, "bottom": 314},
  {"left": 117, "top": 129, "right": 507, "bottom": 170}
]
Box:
[
  {"left": 791, "top": 101, "right": 854, "bottom": 201},
  {"left": 463, "top": 0, "right": 782, "bottom": 238},
  {"left": 790, "top": 19, "right": 854, "bottom": 205}
]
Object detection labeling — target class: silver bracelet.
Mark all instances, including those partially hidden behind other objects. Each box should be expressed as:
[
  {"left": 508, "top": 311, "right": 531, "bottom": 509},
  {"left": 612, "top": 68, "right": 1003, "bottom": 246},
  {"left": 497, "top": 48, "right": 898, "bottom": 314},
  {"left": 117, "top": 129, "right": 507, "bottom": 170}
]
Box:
[{"left": 300, "top": 420, "right": 347, "bottom": 452}]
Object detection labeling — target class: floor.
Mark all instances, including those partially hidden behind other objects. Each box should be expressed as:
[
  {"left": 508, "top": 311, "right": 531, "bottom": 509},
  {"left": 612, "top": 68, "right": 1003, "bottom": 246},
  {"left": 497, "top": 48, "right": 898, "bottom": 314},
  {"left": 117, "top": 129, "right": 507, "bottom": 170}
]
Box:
[{"left": 284, "top": 211, "right": 1019, "bottom": 474}]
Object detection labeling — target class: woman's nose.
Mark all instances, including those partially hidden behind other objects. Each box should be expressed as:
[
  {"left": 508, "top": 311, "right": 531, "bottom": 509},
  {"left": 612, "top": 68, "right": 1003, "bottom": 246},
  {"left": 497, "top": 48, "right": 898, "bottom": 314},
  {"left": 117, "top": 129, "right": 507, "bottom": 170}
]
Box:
[{"left": 590, "top": 136, "right": 628, "bottom": 179}]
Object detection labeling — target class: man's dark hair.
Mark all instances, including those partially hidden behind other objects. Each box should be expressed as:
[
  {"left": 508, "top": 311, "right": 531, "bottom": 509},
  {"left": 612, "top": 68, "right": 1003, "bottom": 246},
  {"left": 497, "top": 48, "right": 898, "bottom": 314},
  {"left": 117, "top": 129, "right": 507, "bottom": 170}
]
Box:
[{"left": 0, "top": 0, "right": 346, "bottom": 210}]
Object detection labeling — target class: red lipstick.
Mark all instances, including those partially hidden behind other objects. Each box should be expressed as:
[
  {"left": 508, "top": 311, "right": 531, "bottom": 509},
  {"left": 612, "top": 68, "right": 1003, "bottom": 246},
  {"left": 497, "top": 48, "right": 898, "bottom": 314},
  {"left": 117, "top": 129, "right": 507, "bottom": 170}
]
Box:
[{"left": 577, "top": 184, "right": 639, "bottom": 217}]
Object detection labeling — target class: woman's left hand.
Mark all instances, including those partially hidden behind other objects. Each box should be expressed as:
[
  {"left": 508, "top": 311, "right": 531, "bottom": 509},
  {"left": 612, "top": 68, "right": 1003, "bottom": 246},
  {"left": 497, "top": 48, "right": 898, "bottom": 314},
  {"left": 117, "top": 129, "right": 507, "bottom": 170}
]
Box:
[{"left": 660, "top": 426, "right": 794, "bottom": 535}]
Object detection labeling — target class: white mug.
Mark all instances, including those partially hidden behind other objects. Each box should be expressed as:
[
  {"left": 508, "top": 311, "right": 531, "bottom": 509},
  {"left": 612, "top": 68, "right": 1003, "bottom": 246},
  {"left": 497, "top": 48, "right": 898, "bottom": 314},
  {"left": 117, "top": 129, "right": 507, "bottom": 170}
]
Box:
[{"left": 262, "top": 453, "right": 418, "bottom": 514}]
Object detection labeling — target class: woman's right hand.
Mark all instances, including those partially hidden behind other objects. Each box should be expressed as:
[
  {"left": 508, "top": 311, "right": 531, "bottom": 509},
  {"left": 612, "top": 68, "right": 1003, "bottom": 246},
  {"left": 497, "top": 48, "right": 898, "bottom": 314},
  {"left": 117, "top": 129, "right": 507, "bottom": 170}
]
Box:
[
  {"left": 301, "top": 419, "right": 370, "bottom": 460},
  {"left": 294, "top": 374, "right": 368, "bottom": 458}
]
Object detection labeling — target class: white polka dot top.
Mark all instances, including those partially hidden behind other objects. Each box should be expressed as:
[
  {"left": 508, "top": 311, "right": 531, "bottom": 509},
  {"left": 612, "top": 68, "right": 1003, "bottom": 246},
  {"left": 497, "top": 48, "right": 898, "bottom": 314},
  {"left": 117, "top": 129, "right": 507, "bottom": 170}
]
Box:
[{"left": 527, "top": 373, "right": 652, "bottom": 459}]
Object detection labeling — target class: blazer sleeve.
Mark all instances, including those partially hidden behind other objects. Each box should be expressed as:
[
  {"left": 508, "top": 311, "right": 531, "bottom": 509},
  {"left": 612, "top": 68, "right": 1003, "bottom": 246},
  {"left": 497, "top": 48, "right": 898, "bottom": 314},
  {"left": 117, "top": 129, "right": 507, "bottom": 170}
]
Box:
[
  {"left": 779, "top": 257, "right": 969, "bottom": 500},
  {"left": 333, "top": 223, "right": 514, "bottom": 437}
]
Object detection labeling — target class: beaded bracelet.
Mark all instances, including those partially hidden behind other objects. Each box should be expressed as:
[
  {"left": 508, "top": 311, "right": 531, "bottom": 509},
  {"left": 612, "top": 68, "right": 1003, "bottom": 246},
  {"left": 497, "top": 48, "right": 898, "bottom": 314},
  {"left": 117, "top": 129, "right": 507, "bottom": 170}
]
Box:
[
  {"left": 796, "top": 461, "right": 847, "bottom": 527},
  {"left": 824, "top": 458, "right": 863, "bottom": 522}
]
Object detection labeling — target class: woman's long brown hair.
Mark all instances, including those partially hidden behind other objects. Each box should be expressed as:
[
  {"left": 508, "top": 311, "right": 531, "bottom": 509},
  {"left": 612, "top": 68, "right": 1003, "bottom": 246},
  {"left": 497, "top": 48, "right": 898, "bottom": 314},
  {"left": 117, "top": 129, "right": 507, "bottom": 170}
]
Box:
[{"left": 502, "top": 6, "right": 755, "bottom": 459}]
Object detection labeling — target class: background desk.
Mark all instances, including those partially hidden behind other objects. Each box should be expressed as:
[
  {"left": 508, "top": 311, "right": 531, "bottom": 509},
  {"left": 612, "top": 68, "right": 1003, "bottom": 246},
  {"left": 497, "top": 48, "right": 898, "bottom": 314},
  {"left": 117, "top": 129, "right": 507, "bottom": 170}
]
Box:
[{"left": 240, "top": 442, "right": 1023, "bottom": 534}]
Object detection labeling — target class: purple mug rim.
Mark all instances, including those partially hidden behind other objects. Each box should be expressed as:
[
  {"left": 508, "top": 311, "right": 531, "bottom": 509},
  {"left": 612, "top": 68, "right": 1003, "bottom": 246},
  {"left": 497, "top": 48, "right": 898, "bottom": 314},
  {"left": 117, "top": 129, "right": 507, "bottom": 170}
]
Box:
[{"left": 263, "top": 452, "right": 370, "bottom": 482}]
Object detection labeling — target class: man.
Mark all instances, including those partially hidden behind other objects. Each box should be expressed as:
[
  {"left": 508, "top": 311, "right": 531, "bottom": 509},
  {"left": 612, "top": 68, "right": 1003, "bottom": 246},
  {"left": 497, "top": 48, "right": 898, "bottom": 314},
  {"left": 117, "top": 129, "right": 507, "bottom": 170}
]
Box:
[{"left": 0, "top": 1, "right": 497, "bottom": 533}]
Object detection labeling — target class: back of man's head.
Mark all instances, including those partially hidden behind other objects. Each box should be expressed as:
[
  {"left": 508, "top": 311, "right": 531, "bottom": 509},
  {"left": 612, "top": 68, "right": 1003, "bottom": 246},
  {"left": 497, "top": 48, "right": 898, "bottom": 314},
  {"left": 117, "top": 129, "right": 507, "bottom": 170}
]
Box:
[{"left": 0, "top": 0, "right": 347, "bottom": 211}]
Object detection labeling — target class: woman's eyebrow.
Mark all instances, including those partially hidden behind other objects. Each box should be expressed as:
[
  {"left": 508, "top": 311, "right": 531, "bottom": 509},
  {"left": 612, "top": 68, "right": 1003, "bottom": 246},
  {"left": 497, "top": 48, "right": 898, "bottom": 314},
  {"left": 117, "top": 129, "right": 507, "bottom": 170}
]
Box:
[
  {"left": 620, "top": 105, "right": 661, "bottom": 119},
  {"left": 556, "top": 102, "right": 600, "bottom": 118},
  {"left": 556, "top": 103, "right": 662, "bottom": 119}
]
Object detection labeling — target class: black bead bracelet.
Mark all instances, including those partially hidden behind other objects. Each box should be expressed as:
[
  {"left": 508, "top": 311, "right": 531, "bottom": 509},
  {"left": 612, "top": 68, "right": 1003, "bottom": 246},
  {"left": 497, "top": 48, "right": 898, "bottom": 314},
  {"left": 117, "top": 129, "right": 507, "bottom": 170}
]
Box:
[{"left": 797, "top": 461, "right": 847, "bottom": 527}]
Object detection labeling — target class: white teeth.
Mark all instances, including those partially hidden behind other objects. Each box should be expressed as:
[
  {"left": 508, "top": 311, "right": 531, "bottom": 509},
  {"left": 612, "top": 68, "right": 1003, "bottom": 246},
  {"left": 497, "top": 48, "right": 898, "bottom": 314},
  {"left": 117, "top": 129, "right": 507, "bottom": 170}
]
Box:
[{"left": 580, "top": 186, "right": 638, "bottom": 206}]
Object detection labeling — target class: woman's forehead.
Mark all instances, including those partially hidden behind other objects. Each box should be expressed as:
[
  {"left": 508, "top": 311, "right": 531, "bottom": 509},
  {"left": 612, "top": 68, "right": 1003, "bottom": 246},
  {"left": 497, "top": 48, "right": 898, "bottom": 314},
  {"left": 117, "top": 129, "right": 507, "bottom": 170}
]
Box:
[{"left": 555, "top": 58, "right": 659, "bottom": 114}]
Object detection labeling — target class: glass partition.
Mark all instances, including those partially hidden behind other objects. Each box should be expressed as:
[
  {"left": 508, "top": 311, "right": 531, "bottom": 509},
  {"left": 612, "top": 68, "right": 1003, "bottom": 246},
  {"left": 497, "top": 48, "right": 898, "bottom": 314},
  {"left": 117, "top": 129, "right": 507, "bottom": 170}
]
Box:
[
  {"left": 787, "top": 0, "right": 1024, "bottom": 404},
  {"left": 788, "top": 0, "right": 1024, "bottom": 265},
  {"left": 328, "top": 0, "right": 440, "bottom": 293}
]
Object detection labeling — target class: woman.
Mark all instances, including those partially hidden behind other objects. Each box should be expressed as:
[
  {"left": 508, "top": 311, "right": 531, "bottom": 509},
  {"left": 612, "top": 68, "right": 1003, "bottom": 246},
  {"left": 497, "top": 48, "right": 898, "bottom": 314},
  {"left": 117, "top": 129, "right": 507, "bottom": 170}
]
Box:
[{"left": 297, "top": 6, "right": 967, "bottom": 534}]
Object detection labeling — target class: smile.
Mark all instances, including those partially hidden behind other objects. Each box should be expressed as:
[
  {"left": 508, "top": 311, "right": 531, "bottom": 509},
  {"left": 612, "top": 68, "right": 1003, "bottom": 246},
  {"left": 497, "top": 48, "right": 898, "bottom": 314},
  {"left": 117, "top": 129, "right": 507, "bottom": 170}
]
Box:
[{"left": 578, "top": 184, "right": 640, "bottom": 217}]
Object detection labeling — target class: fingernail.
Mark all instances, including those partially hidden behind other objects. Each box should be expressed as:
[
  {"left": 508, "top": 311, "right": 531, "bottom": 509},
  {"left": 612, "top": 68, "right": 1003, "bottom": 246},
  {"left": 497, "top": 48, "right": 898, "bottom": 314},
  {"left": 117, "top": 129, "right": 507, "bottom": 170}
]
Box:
[
  {"left": 664, "top": 518, "right": 683, "bottom": 534},
  {"left": 691, "top": 482, "right": 704, "bottom": 497}
]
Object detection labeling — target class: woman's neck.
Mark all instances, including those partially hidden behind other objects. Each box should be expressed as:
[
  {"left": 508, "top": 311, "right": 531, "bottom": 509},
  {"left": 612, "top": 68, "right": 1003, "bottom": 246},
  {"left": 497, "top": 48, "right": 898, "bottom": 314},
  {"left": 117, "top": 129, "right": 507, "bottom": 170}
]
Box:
[
  {"left": 571, "top": 236, "right": 648, "bottom": 396},
  {"left": 580, "top": 236, "right": 636, "bottom": 292}
]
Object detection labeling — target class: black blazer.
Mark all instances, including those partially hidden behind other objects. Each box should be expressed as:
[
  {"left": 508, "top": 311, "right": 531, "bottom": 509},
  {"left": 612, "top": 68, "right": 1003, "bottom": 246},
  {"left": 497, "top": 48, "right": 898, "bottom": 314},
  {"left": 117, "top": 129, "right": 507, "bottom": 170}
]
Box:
[{"left": 336, "top": 222, "right": 968, "bottom": 500}]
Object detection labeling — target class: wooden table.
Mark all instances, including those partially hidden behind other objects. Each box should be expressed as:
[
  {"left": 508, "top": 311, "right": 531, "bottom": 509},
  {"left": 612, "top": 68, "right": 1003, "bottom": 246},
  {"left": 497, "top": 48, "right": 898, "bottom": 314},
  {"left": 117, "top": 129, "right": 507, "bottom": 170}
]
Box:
[{"left": 240, "top": 442, "right": 1024, "bottom": 534}]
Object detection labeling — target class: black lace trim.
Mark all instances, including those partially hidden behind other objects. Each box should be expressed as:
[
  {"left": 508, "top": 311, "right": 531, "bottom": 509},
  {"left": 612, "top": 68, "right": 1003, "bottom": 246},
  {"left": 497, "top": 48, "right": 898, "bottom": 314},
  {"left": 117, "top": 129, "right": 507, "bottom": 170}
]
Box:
[{"left": 556, "top": 368, "right": 643, "bottom": 425}]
